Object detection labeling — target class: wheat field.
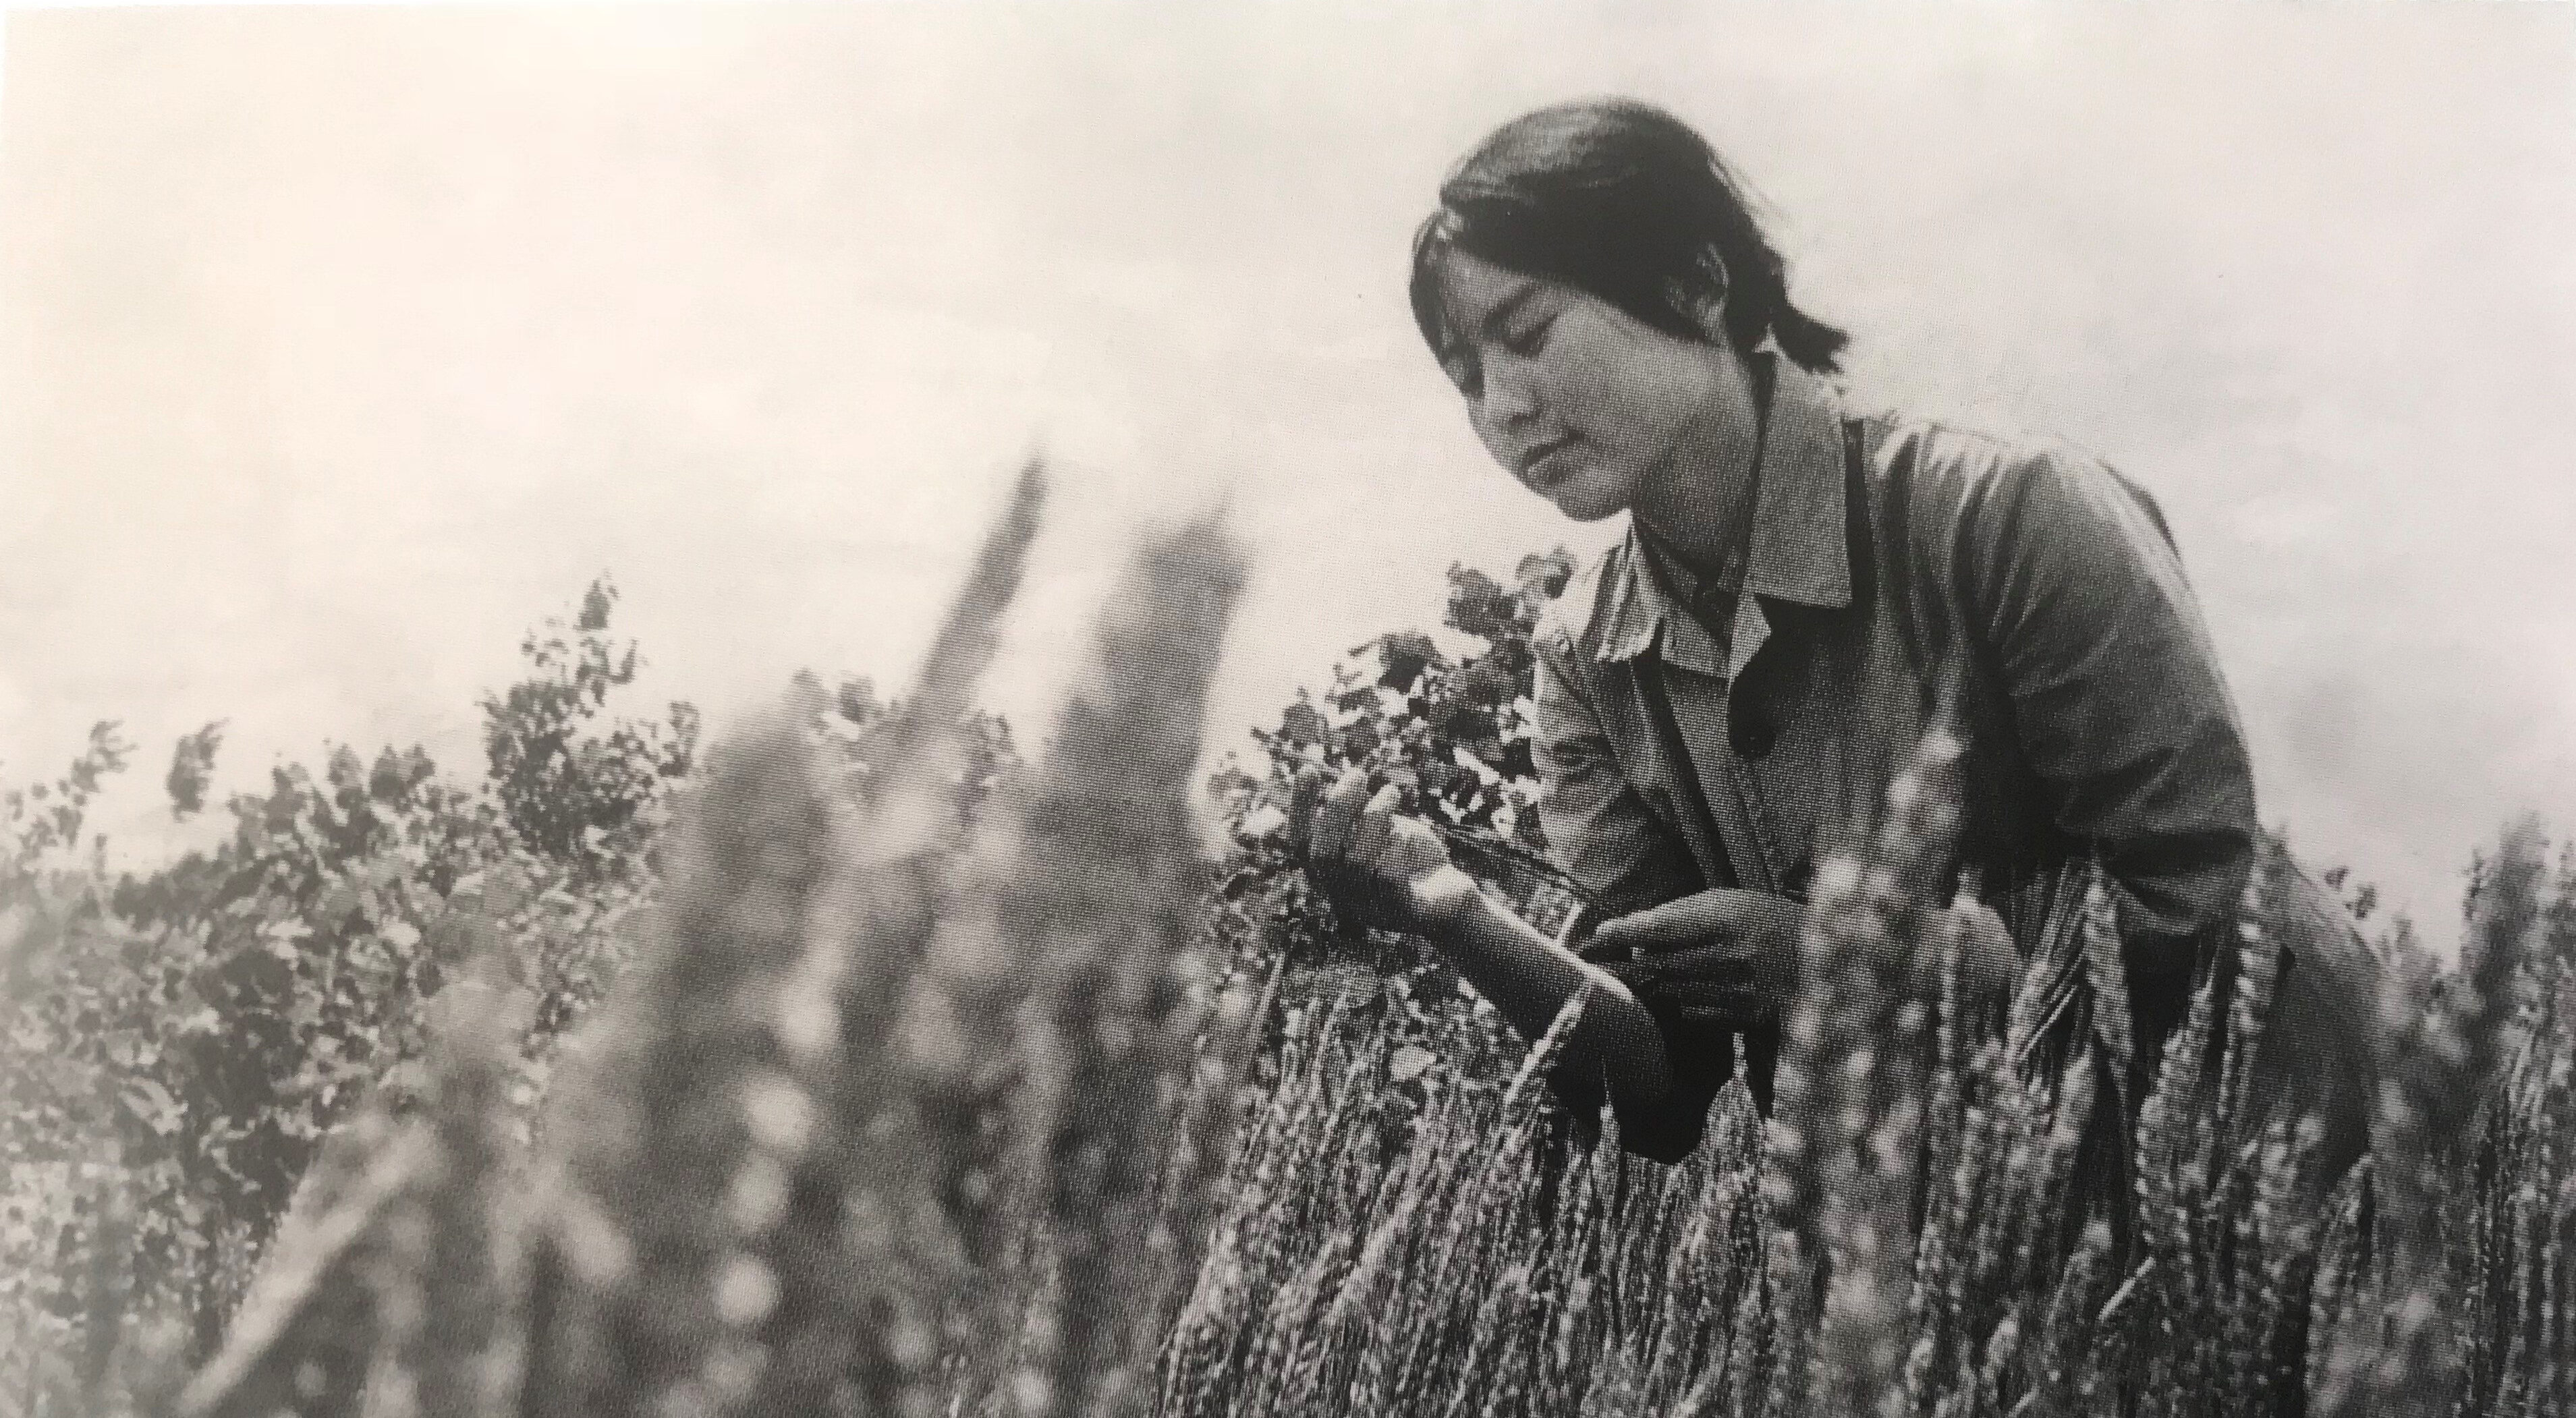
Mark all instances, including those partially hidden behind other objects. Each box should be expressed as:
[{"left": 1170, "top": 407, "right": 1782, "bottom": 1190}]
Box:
[{"left": 3, "top": 467, "right": 2569, "bottom": 1418}]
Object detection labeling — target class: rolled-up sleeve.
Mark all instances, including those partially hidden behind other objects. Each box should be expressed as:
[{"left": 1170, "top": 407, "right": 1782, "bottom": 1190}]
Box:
[
  {"left": 1957, "top": 447, "right": 2260, "bottom": 973},
  {"left": 1530, "top": 630, "right": 1703, "bottom": 918}
]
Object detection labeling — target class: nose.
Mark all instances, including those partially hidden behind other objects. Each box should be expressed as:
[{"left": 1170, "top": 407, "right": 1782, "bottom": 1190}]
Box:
[{"left": 1479, "top": 351, "right": 1542, "bottom": 426}]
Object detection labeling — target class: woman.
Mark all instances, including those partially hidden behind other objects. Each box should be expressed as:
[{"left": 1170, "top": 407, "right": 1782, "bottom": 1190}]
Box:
[{"left": 1297, "top": 99, "right": 2377, "bottom": 1216}]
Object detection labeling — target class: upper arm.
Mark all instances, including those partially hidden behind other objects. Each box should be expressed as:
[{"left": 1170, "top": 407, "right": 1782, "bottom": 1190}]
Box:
[
  {"left": 1955, "top": 445, "right": 2259, "bottom": 962},
  {"left": 1529, "top": 629, "right": 1701, "bottom": 915}
]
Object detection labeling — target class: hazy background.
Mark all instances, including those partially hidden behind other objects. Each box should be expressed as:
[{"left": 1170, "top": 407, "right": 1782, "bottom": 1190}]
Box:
[{"left": 2, "top": 3, "right": 2570, "bottom": 949}]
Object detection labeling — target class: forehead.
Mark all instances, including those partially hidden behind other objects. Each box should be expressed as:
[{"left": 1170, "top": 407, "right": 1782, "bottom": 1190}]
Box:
[{"left": 1429, "top": 248, "right": 1546, "bottom": 334}]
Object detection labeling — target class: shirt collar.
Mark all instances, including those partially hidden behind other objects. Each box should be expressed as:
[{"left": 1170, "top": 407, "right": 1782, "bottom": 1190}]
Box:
[{"left": 1596, "top": 346, "right": 1853, "bottom": 669}]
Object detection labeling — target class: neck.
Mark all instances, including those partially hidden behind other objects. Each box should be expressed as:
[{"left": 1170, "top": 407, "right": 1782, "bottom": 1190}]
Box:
[{"left": 1631, "top": 351, "right": 1766, "bottom": 584}]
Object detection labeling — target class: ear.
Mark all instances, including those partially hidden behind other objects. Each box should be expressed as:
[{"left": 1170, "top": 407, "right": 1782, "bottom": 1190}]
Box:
[{"left": 1674, "top": 250, "right": 1732, "bottom": 343}]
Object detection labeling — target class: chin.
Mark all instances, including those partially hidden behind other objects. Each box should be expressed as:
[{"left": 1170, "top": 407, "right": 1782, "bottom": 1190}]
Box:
[
  {"left": 1552, "top": 497, "right": 1625, "bottom": 524},
  {"left": 1548, "top": 479, "right": 1631, "bottom": 523}
]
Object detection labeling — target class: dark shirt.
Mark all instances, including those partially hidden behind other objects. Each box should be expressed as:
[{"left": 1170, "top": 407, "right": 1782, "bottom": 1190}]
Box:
[
  {"left": 1530, "top": 349, "right": 2261, "bottom": 979},
  {"left": 1524, "top": 353, "right": 2378, "bottom": 1185}
]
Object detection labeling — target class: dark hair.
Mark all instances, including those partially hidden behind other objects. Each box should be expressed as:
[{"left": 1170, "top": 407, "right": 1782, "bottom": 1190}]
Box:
[{"left": 1409, "top": 98, "right": 1848, "bottom": 383}]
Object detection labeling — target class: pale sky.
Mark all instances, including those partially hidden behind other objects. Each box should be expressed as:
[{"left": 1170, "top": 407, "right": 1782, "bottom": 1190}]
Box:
[{"left": 2, "top": 3, "right": 2571, "bottom": 949}]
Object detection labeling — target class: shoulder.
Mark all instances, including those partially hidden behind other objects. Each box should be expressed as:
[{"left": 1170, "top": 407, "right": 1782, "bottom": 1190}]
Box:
[
  {"left": 1857, "top": 409, "right": 2143, "bottom": 509},
  {"left": 1851, "top": 409, "right": 2177, "bottom": 561},
  {"left": 1529, "top": 537, "right": 1632, "bottom": 667}
]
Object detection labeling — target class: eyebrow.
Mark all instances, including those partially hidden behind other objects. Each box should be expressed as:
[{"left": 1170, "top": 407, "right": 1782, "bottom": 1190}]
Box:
[{"left": 1473, "top": 281, "right": 1542, "bottom": 343}]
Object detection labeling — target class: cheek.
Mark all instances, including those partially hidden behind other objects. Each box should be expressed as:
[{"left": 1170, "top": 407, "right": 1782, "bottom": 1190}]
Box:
[
  {"left": 1465, "top": 401, "right": 1519, "bottom": 471},
  {"left": 1538, "top": 330, "right": 1650, "bottom": 448},
  {"left": 1578, "top": 353, "right": 1704, "bottom": 461}
]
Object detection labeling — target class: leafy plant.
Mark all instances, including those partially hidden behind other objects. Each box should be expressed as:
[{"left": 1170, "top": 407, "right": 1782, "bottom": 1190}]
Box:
[{"left": 5, "top": 503, "right": 2568, "bottom": 1418}]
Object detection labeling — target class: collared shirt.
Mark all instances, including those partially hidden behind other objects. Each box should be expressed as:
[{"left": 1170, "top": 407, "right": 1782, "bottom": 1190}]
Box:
[{"left": 1529, "top": 350, "right": 2262, "bottom": 977}]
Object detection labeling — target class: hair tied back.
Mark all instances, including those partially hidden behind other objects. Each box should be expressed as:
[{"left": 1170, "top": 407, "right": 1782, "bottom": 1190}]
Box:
[{"left": 1408, "top": 98, "right": 1847, "bottom": 377}]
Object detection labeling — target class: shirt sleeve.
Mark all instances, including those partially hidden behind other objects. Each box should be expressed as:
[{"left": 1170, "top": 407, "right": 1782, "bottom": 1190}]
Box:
[
  {"left": 1530, "top": 628, "right": 1704, "bottom": 923},
  {"left": 1529, "top": 625, "right": 1735, "bottom": 1164},
  {"left": 1954, "top": 444, "right": 2260, "bottom": 975}
]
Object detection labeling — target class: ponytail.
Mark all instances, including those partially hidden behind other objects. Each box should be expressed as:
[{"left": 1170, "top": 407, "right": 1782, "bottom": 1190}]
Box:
[{"left": 1409, "top": 98, "right": 1849, "bottom": 378}]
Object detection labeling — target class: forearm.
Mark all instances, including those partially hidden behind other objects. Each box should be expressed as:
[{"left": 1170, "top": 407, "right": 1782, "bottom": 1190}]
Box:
[
  {"left": 1426, "top": 889, "right": 1673, "bottom": 1114},
  {"left": 2103, "top": 830, "right": 2257, "bottom": 979},
  {"left": 1289, "top": 756, "right": 1677, "bottom": 1125}
]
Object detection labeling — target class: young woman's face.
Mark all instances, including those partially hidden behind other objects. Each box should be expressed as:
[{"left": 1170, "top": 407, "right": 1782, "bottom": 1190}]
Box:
[{"left": 1432, "top": 249, "right": 1735, "bottom": 523}]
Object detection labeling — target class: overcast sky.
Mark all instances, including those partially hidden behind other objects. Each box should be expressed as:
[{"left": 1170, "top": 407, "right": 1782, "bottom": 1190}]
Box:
[{"left": 2, "top": 3, "right": 2571, "bottom": 949}]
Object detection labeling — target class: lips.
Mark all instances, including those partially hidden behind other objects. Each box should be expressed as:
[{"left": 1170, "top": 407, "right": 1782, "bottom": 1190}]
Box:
[{"left": 1520, "top": 436, "right": 1580, "bottom": 487}]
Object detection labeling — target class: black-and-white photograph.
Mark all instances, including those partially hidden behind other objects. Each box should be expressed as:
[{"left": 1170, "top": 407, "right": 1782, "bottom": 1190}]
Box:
[{"left": 1, "top": 5, "right": 2569, "bottom": 1414}]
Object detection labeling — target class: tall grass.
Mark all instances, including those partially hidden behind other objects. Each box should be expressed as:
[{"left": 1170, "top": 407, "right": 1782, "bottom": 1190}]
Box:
[
  {"left": 152, "top": 465, "right": 1258, "bottom": 1418},
  {"left": 17, "top": 483, "right": 2572, "bottom": 1416},
  {"left": 1160, "top": 823, "right": 2567, "bottom": 1418}
]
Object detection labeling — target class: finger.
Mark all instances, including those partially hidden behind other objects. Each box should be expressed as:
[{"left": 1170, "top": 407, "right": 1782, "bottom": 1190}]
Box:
[
  {"left": 1591, "top": 893, "right": 1737, "bottom": 948},
  {"left": 1349, "top": 784, "right": 1404, "bottom": 871},
  {"left": 1576, "top": 935, "right": 1635, "bottom": 966},
  {"left": 1955, "top": 901, "right": 2020, "bottom": 998},
  {"left": 1382, "top": 816, "right": 1455, "bottom": 878},
  {"left": 1958, "top": 900, "right": 2017, "bottom": 960},
  {"left": 1641, "top": 943, "right": 1760, "bottom": 977},
  {"left": 1593, "top": 890, "right": 1758, "bottom": 949},
  {"left": 1312, "top": 766, "right": 1373, "bottom": 863}
]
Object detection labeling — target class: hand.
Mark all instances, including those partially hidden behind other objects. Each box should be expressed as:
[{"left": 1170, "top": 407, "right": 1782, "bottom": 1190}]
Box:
[
  {"left": 1289, "top": 766, "right": 1484, "bottom": 936},
  {"left": 1947, "top": 898, "right": 2021, "bottom": 1006},
  {"left": 1579, "top": 888, "right": 1805, "bottom": 1027}
]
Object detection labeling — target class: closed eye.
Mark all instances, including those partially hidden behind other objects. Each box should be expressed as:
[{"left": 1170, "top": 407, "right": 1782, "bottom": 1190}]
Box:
[{"left": 1502, "top": 312, "right": 1557, "bottom": 358}]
